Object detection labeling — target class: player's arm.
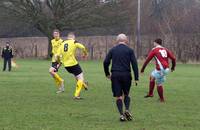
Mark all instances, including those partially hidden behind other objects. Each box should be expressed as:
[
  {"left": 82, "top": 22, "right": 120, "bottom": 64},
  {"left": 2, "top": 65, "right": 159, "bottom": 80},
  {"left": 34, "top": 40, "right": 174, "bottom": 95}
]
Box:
[
  {"left": 103, "top": 49, "right": 112, "bottom": 79},
  {"left": 1, "top": 48, "right": 4, "bottom": 58},
  {"left": 55, "top": 53, "right": 62, "bottom": 69},
  {"left": 55, "top": 45, "right": 62, "bottom": 64},
  {"left": 50, "top": 40, "right": 54, "bottom": 57},
  {"left": 10, "top": 48, "right": 14, "bottom": 58},
  {"left": 167, "top": 49, "right": 176, "bottom": 72},
  {"left": 130, "top": 50, "right": 139, "bottom": 85},
  {"left": 75, "top": 41, "right": 88, "bottom": 57},
  {"left": 56, "top": 62, "right": 62, "bottom": 70},
  {"left": 141, "top": 50, "right": 154, "bottom": 73}
]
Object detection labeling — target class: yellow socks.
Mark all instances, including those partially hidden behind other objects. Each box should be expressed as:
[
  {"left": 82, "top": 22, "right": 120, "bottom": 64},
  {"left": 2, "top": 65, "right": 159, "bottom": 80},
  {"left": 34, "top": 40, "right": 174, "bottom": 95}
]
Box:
[
  {"left": 54, "top": 78, "right": 60, "bottom": 87},
  {"left": 54, "top": 73, "right": 63, "bottom": 82},
  {"left": 74, "top": 80, "right": 84, "bottom": 97},
  {"left": 54, "top": 73, "right": 63, "bottom": 87}
]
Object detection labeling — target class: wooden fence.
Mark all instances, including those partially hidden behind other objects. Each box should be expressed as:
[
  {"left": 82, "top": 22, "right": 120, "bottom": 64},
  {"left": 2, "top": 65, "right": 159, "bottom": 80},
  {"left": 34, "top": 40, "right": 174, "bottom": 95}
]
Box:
[{"left": 0, "top": 34, "right": 200, "bottom": 62}]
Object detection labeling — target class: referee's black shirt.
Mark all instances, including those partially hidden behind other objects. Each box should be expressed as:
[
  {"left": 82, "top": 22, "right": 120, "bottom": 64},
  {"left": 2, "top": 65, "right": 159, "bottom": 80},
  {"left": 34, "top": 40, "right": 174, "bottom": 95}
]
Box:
[{"left": 103, "top": 43, "right": 139, "bottom": 81}]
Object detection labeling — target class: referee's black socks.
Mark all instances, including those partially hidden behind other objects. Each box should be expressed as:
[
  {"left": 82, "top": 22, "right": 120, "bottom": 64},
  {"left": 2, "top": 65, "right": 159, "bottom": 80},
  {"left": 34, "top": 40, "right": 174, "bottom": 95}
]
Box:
[
  {"left": 116, "top": 99, "right": 123, "bottom": 115},
  {"left": 124, "top": 96, "right": 130, "bottom": 111}
]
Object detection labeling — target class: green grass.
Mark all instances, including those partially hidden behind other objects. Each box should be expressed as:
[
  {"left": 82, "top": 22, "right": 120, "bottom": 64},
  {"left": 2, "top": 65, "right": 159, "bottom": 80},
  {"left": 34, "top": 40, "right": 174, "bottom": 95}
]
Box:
[{"left": 0, "top": 59, "right": 200, "bottom": 130}]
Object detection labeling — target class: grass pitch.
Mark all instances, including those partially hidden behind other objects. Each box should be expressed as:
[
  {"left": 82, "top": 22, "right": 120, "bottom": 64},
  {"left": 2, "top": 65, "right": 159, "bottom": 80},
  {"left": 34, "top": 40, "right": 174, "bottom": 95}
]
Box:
[{"left": 0, "top": 59, "right": 200, "bottom": 130}]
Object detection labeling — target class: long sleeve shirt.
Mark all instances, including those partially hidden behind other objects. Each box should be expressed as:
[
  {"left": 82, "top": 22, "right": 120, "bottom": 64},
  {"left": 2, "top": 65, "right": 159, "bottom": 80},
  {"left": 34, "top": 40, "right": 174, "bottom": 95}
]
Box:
[{"left": 103, "top": 43, "right": 139, "bottom": 81}]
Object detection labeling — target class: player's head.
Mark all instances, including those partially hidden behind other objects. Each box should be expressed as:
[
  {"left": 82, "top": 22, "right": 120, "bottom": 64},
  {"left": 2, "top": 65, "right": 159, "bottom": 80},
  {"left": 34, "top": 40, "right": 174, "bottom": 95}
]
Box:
[
  {"left": 154, "top": 38, "right": 162, "bottom": 46},
  {"left": 116, "top": 33, "right": 128, "bottom": 44},
  {"left": 67, "top": 32, "right": 75, "bottom": 40},
  {"left": 6, "top": 42, "right": 10, "bottom": 48},
  {"left": 53, "top": 29, "right": 60, "bottom": 40}
]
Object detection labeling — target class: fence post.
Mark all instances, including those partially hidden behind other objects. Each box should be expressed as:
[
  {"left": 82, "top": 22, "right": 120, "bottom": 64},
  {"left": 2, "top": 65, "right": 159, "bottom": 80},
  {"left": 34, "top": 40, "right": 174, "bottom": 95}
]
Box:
[
  {"left": 35, "top": 45, "right": 37, "bottom": 57},
  {"left": 105, "top": 36, "right": 108, "bottom": 55},
  {"left": 89, "top": 44, "right": 94, "bottom": 60}
]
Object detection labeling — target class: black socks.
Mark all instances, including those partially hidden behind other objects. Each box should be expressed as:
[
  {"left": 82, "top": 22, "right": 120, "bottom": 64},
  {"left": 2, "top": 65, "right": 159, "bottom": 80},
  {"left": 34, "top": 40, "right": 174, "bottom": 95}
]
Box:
[
  {"left": 116, "top": 99, "right": 123, "bottom": 115},
  {"left": 124, "top": 96, "right": 130, "bottom": 111}
]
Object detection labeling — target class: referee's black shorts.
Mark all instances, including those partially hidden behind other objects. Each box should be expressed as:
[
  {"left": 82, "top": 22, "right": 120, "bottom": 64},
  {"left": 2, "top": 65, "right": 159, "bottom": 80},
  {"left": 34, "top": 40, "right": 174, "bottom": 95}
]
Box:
[
  {"left": 111, "top": 72, "right": 132, "bottom": 97},
  {"left": 65, "top": 64, "right": 83, "bottom": 76},
  {"left": 51, "top": 62, "right": 59, "bottom": 72}
]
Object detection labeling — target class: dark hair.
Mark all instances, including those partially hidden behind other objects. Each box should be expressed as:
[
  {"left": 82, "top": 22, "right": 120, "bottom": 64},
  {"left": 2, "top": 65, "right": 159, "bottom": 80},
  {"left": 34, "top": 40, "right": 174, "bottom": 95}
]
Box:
[
  {"left": 53, "top": 29, "right": 60, "bottom": 33},
  {"left": 154, "top": 38, "right": 162, "bottom": 45}
]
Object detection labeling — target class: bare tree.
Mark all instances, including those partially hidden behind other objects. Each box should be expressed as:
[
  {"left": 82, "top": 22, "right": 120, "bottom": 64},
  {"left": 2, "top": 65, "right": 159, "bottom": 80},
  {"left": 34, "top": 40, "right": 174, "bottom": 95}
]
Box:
[{"left": 0, "top": 0, "right": 129, "bottom": 56}]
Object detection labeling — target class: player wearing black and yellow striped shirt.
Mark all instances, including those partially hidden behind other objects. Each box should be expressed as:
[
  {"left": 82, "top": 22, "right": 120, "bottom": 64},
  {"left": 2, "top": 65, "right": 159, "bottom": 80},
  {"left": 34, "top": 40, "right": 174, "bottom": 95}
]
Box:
[
  {"left": 57, "top": 32, "right": 88, "bottom": 99},
  {"left": 49, "top": 29, "right": 65, "bottom": 94}
]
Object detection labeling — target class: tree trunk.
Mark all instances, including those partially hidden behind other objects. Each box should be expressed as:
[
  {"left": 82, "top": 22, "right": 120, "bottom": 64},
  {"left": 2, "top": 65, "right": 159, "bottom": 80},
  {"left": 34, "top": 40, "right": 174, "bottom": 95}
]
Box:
[{"left": 47, "top": 36, "right": 52, "bottom": 59}]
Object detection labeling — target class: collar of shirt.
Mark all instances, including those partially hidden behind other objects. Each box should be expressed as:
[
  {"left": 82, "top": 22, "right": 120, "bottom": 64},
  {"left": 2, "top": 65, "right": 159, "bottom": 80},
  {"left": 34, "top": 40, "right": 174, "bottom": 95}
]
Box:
[
  {"left": 152, "top": 45, "right": 163, "bottom": 50},
  {"left": 67, "top": 38, "right": 74, "bottom": 40},
  {"left": 118, "top": 42, "right": 127, "bottom": 45},
  {"left": 155, "top": 45, "right": 163, "bottom": 48}
]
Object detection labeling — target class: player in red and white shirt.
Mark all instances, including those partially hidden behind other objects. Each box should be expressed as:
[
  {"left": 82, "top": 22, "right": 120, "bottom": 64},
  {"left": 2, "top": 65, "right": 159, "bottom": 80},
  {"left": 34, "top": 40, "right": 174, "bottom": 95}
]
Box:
[{"left": 141, "top": 38, "right": 176, "bottom": 102}]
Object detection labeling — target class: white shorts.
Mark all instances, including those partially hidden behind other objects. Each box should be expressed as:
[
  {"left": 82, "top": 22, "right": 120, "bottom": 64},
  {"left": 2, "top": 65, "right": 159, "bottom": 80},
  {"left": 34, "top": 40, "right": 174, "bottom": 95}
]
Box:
[{"left": 151, "top": 68, "right": 170, "bottom": 85}]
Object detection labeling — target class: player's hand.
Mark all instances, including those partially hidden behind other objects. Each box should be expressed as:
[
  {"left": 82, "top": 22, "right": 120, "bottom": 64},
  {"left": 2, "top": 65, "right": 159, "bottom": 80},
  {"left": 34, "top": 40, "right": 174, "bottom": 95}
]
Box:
[
  {"left": 140, "top": 69, "right": 144, "bottom": 73},
  {"left": 106, "top": 75, "right": 111, "bottom": 80},
  {"left": 50, "top": 53, "right": 53, "bottom": 58},
  {"left": 134, "top": 80, "right": 138, "bottom": 86},
  {"left": 82, "top": 54, "right": 88, "bottom": 59},
  {"left": 57, "top": 63, "right": 61, "bottom": 69},
  {"left": 53, "top": 67, "right": 58, "bottom": 72},
  {"left": 140, "top": 71, "right": 144, "bottom": 76},
  {"left": 54, "top": 54, "right": 60, "bottom": 61}
]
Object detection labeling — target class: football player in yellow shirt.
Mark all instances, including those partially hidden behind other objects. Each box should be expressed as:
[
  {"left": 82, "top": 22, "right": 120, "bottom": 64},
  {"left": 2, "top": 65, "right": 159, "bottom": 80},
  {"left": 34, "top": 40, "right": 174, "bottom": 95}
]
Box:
[
  {"left": 57, "top": 32, "right": 88, "bottom": 99},
  {"left": 49, "top": 29, "right": 65, "bottom": 94}
]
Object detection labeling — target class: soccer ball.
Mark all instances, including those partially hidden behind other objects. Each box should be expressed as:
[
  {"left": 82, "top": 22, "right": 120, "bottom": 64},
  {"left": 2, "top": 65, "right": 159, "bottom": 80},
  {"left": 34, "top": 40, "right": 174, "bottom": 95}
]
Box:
[{"left": 11, "top": 60, "right": 19, "bottom": 68}]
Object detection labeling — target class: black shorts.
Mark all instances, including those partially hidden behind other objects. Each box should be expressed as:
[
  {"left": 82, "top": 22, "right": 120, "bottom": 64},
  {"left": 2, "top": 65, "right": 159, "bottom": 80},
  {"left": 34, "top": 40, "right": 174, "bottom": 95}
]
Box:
[
  {"left": 52, "top": 62, "right": 59, "bottom": 72},
  {"left": 65, "top": 64, "right": 83, "bottom": 76},
  {"left": 111, "top": 72, "right": 132, "bottom": 97}
]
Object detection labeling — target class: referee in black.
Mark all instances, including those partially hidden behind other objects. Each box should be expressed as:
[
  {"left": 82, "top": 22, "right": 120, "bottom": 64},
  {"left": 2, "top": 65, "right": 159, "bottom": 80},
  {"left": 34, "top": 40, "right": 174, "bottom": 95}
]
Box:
[
  {"left": 103, "top": 34, "right": 139, "bottom": 121},
  {"left": 1, "top": 42, "right": 13, "bottom": 71}
]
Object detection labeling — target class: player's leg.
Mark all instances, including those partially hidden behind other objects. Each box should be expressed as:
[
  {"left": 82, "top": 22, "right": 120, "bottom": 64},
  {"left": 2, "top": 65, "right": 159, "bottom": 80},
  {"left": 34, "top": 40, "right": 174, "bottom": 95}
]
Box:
[
  {"left": 67, "top": 64, "right": 87, "bottom": 99},
  {"left": 122, "top": 74, "right": 133, "bottom": 121},
  {"left": 124, "top": 95, "right": 131, "bottom": 112},
  {"left": 55, "top": 74, "right": 64, "bottom": 94},
  {"left": 156, "top": 73, "right": 165, "bottom": 102},
  {"left": 111, "top": 75, "right": 126, "bottom": 121},
  {"left": 157, "top": 84, "right": 164, "bottom": 102},
  {"left": 8, "top": 59, "right": 11, "bottom": 71},
  {"left": 49, "top": 62, "right": 64, "bottom": 93},
  {"left": 3, "top": 59, "right": 7, "bottom": 71},
  {"left": 54, "top": 72, "right": 64, "bottom": 87},
  {"left": 116, "top": 96, "right": 126, "bottom": 121},
  {"left": 144, "top": 70, "right": 156, "bottom": 98},
  {"left": 74, "top": 73, "right": 85, "bottom": 98},
  {"left": 156, "top": 69, "right": 170, "bottom": 102},
  {"left": 75, "top": 73, "right": 88, "bottom": 90},
  {"left": 49, "top": 67, "right": 59, "bottom": 85},
  {"left": 73, "top": 65, "right": 88, "bottom": 91}
]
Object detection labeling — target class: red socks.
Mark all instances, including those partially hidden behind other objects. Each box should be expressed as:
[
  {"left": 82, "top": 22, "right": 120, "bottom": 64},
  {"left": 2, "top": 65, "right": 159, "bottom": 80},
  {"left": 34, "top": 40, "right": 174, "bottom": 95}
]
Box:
[
  {"left": 157, "top": 85, "right": 164, "bottom": 102},
  {"left": 148, "top": 78, "right": 165, "bottom": 102},
  {"left": 148, "top": 80, "right": 155, "bottom": 96}
]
